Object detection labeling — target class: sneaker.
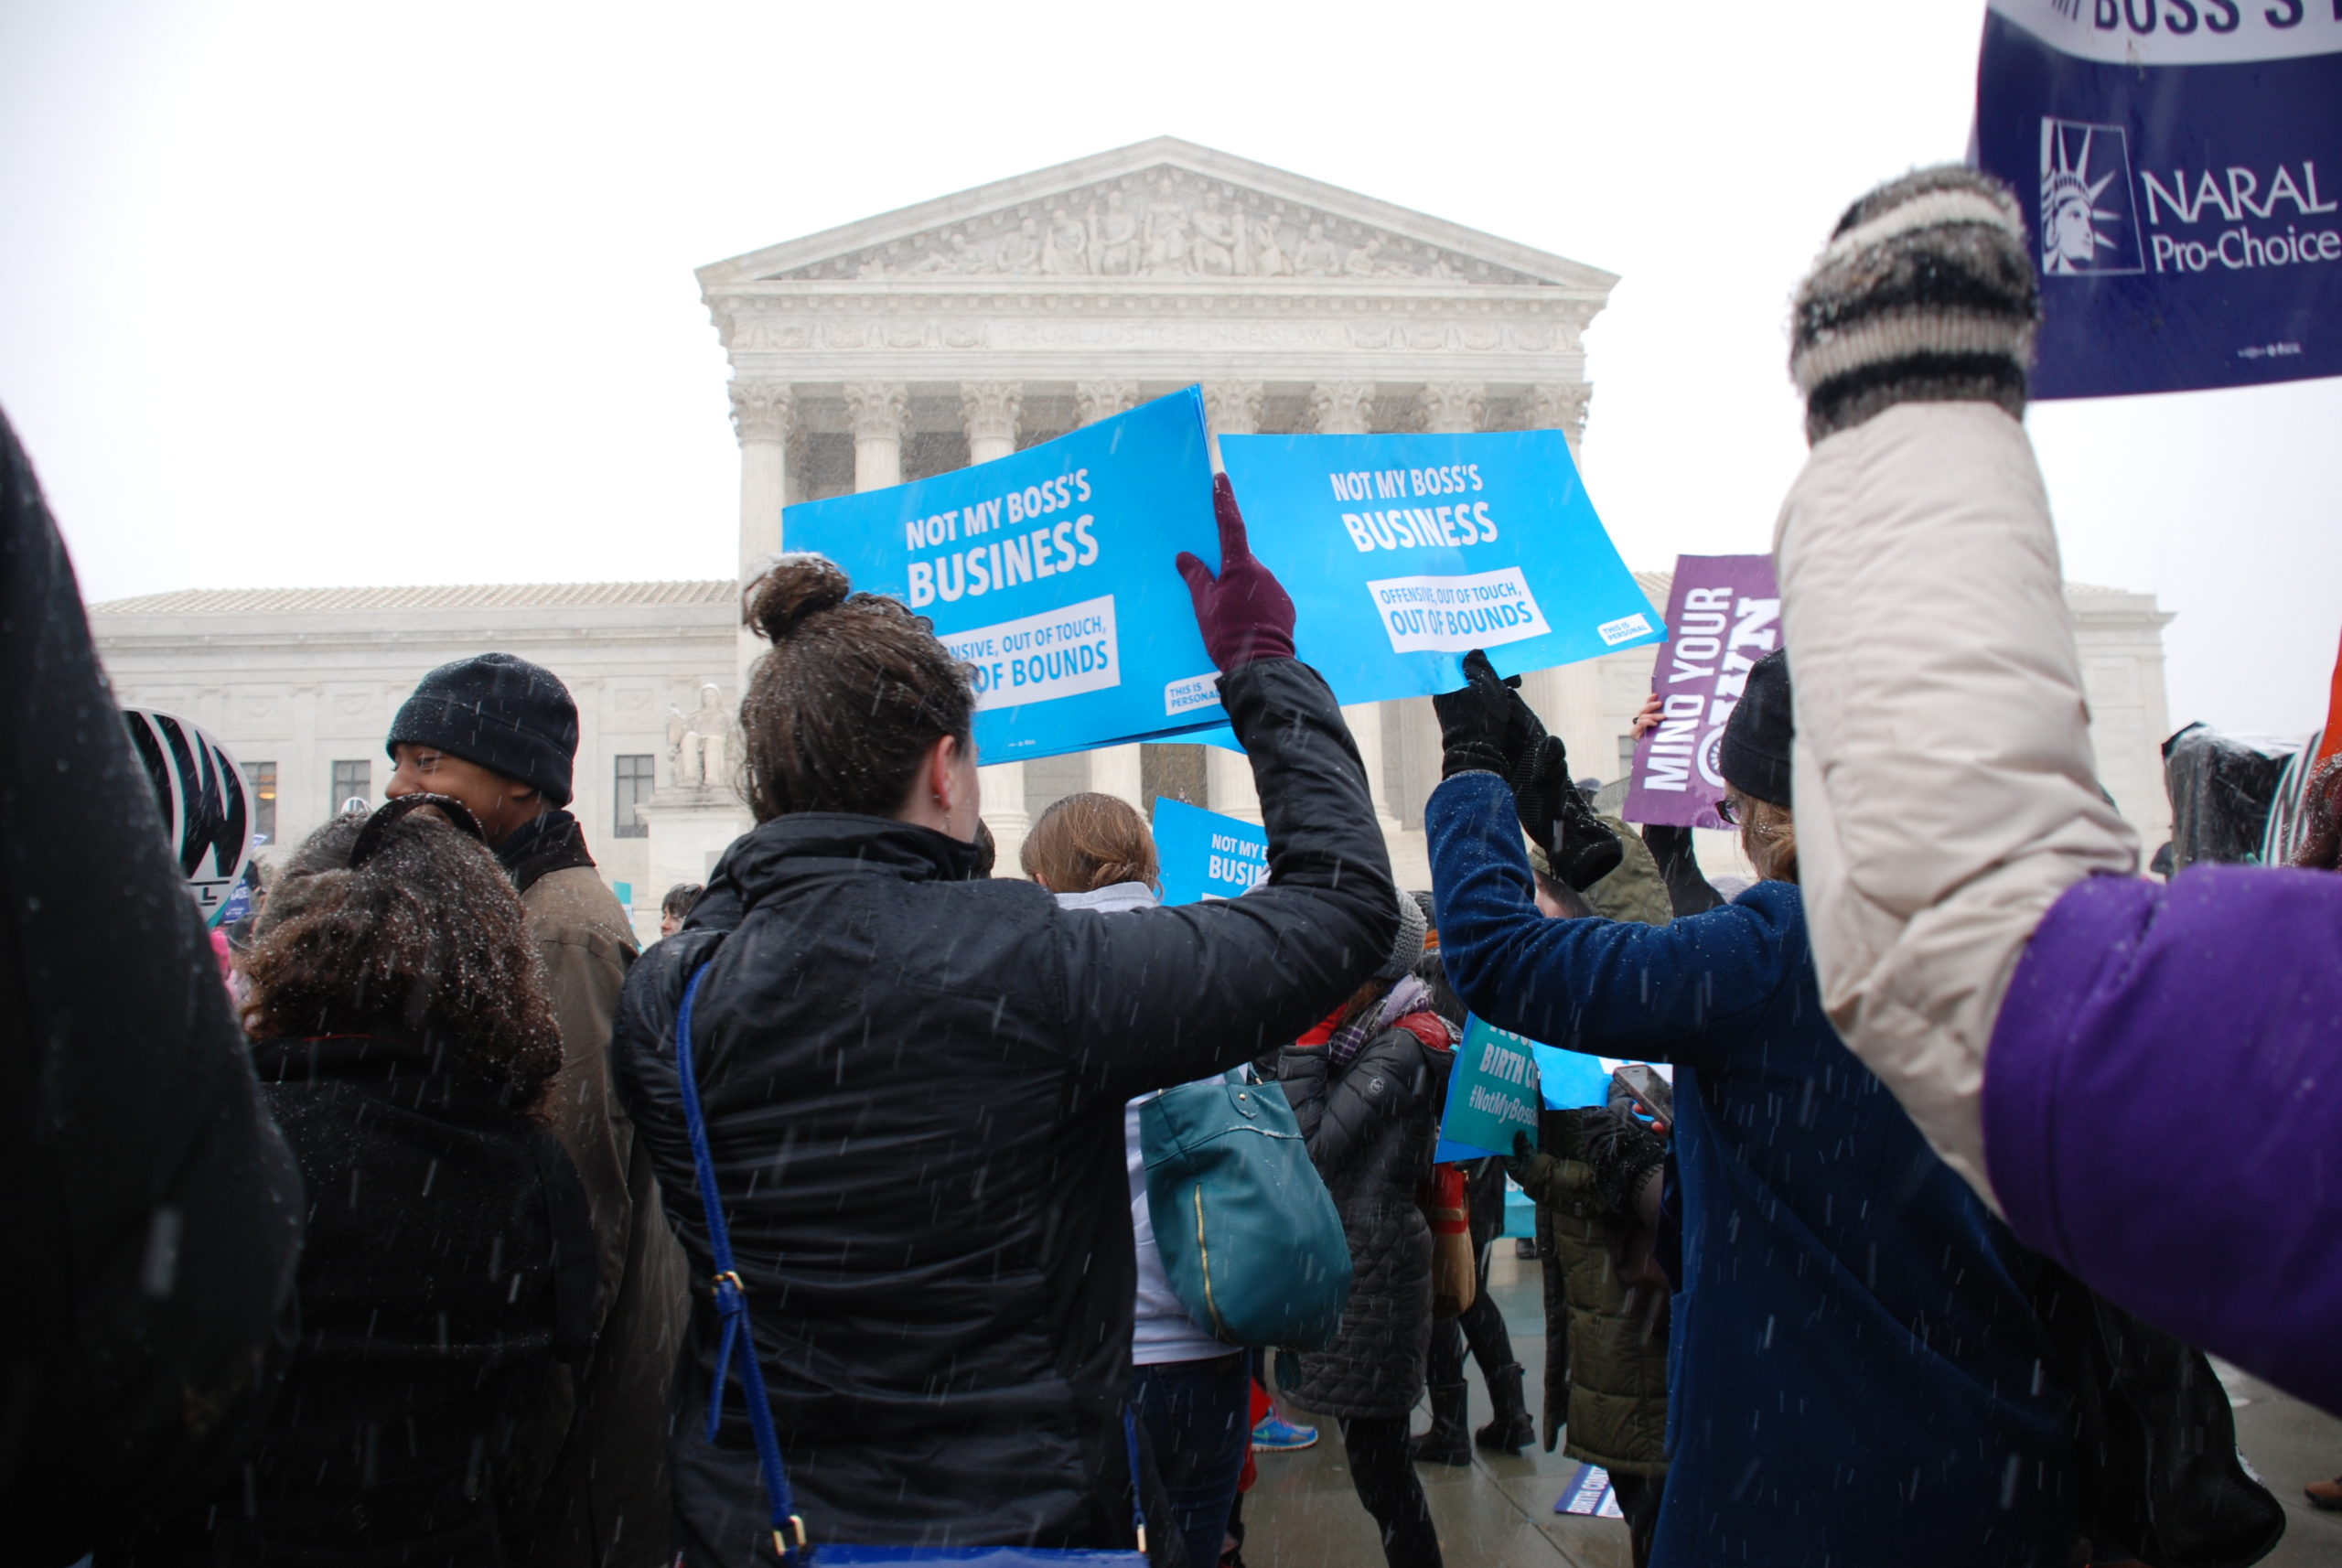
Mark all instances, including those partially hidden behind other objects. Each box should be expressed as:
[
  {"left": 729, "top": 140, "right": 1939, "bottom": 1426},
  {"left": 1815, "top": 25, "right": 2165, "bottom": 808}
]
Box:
[{"left": 1251, "top": 1413, "right": 1318, "bottom": 1451}]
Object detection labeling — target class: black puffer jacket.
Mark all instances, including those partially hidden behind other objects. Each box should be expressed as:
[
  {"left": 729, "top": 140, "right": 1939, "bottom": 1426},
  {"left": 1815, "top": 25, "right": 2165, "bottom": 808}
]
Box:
[
  {"left": 1277, "top": 1014, "right": 1453, "bottom": 1421},
  {"left": 613, "top": 659, "right": 1393, "bottom": 1562},
  {"left": 1, "top": 412, "right": 304, "bottom": 1564},
  {"left": 124, "top": 1035, "right": 597, "bottom": 1565}
]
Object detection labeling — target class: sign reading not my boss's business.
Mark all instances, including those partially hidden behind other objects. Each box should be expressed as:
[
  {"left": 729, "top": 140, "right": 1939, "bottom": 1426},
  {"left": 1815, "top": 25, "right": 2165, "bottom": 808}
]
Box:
[
  {"left": 1151, "top": 798, "right": 1270, "bottom": 906},
  {"left": 1216, "top": 430, "right": 1662, "bottom": 704},
  {"left": 780, "top": 388, "right": 1221, "bottom": 762}
]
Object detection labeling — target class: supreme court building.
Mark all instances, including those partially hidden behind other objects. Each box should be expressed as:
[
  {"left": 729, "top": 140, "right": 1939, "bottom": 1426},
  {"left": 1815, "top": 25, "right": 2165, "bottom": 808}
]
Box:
[{"left": 89, "top": 139, "right": 2176, "bottom": 935}]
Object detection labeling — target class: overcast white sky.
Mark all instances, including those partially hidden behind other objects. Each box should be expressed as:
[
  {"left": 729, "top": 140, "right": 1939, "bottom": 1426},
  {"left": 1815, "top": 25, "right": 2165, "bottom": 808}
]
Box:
[{"left": 3, "top": 1, "right": 2336, "bottom": 734}]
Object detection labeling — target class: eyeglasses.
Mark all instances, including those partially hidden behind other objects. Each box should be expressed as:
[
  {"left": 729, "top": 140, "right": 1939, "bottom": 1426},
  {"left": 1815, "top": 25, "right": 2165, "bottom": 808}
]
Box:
[{"left": 1714, "top": 796, "right": 1741, "bottom": 827}]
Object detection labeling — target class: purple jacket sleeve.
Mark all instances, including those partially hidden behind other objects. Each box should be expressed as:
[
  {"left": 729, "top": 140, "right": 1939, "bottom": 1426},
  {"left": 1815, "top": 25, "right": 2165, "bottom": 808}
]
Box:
[{"left": 1983, "top": 865, "right": 2342, "bottom": 1415}]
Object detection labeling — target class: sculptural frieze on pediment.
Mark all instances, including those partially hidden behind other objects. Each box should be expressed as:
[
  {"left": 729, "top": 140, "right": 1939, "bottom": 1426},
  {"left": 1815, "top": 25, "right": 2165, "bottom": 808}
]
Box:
[{"left": 765, "top": 169, "right": 1542, "bottom": 286}]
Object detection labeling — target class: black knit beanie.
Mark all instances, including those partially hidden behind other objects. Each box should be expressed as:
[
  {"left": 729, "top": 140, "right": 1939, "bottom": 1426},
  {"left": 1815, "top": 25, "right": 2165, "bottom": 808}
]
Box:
[
  {"left": 387, "top": 653, "right": 577, "bottom": 806},
  {"left": 1791, "top": 166, "right": 2038, "bottom": 446},
  {"left": 1718, "top": 650, "right": 1793, "bottom": 809}
]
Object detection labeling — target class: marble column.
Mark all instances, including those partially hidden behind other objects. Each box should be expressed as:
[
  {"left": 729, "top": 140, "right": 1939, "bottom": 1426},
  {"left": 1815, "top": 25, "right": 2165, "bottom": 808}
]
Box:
[
  {"left": 1526, "top": 382, "right": 1594, "bottom": 463},
  {"left": 1309, "top": 380, "right": 1377, "bottom": 435},
  {"left": 729, "top": 381, "right": 792, "bottom": 690},
  {"left": 845, "top": 381, "right": 908, "bottom": 492},
  {"left": 1420, "top": 381, "right": 1486, "bottom": 437},
  {"left": 1074, "top": 380, "right": 1139, "bottom": 429},
  {"left": 1205, "top": 746, "right": 1261, "bottom": 824},
  {"left": 1200, "top": 381, "right": 1263, "bottom": 470},
  {"left": 1520, "top": 381, "right": 1603, "bottom": 808},
  {"left": 1196, "top": 374, "right": 1263, "bottom": 822},
  {"left": 1310, "top": 381, "right": 1398, "bottom": 833},
  {"left": 962, "top": 381, "right": 1029, "bottom": 866},
  {"left": 1342, "top": 700, "right": 1404, "bottom": 832},
  {"left": 962, "top": 381, "right": 1022, "bottom": 466},
  {"left": 1090, "top": 744, "right": 1144, "bottom": 811},
  {"left": 1075, "top": 381, "right": 1143, "bottom": 811}
]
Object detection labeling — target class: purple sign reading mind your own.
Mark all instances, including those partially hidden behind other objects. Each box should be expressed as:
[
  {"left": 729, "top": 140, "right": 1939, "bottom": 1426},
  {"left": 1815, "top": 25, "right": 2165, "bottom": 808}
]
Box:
[{"left": 1620, "top": 553, "right": 1780, "bottom": 830}]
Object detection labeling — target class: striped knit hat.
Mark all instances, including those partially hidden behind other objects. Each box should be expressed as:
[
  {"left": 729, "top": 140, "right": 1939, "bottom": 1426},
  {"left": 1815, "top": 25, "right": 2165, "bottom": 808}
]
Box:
[{"left": 1791, "top": 166, "right": 2039, "bottom": 446}]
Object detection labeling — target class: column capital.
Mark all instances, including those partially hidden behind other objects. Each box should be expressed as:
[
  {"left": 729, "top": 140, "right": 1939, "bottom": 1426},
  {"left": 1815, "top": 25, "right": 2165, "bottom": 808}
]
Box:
[
  {"left": 1200, "top": 381, "right": 1265, "bottom": 436},
  {"left": 959, "top": 381, "right": 1024, "bottom": 449},
  {"left": 1419, "top": 381, "right": 1488, "bottom": 435},
  {"left": 843, "top": 381, "right": 909, "bottom": 442},
  {"left": 1524, "top": 382, "right": 1593, "bottom": 454},
  {"left": 1309, "top": 380, "right": 1377, "bottom": 435},
  {"left": 727, "top": 381, "right": 794, "bottom": 445},
  {"left": 1074, "top": 380, "right": 1141, "bottom": 427}
]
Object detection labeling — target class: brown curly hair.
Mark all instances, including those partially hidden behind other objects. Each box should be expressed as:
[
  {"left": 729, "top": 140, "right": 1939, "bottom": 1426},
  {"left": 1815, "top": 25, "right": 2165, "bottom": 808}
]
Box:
[
  {"left": 1020, "top": 791, "right": 1158, "bottom": 893},
  {"left": 242, "top": 804, "right": 563, "bottom": 1112},
  {"left": 738, "top": 553, "right": 976, "bottom": 822},
  {"left": 2290, "top": 755, "right": 2342, "bottom": 873}
]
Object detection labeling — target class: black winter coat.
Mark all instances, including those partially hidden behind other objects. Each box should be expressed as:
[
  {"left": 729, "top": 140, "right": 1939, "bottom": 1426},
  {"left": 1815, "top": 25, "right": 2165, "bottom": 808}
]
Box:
[
  {"left": 1277, "top": 1016, "right": 1452, "bottom": 1421},
  {"left": 612, "top": 659, "right": 1394, "bottom": 1562},
  {"left": 1, "top": 412, "right": 304, "bottom": 1564},
  {"left": 125, "top": 1036, "right": 597, "bottom": 1566}
]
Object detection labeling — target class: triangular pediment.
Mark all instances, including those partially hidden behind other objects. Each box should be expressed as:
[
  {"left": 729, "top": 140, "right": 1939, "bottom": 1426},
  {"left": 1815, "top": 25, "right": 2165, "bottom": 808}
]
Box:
[{"left": 698, "top": 138, "right": 1615, "bottom": 295}]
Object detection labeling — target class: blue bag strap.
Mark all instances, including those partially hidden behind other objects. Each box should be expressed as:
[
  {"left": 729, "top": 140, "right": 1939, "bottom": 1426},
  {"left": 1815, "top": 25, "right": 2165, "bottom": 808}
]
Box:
[
  {"left": 674, "top": 961, "right": 807, "bottom": 1563},
  {"left": 675, "top": 959, "right": 1149, "bottom": 1565}
]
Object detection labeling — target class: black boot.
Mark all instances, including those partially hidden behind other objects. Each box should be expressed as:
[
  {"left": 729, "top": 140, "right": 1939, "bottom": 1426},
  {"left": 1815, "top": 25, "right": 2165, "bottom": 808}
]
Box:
[
  {"left": 1476, "top": 1362, "right": 1535, "bottom": 1454},
  {"left": 1407, "top": 1380, "right": 1472, "bottom": 1466}
]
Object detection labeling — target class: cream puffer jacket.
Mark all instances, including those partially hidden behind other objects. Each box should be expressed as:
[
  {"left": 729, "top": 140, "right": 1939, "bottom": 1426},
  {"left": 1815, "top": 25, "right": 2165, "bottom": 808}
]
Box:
[{"left": 1771, "top": 401, "right": 2137, "bottom": 1208}]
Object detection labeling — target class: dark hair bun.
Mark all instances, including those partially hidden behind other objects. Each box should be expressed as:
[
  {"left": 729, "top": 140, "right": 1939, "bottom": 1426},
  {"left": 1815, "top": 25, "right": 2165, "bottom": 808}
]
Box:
[{"left": 747, "top": 554, "right": 853, "bottom": 643}]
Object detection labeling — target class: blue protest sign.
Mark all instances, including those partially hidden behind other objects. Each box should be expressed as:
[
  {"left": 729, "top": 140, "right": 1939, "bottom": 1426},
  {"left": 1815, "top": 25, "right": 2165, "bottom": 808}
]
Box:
[
  {"left": 780, "top": 388, "right": 1223, "bottom": 761},
  {"left": 1150, "top": 797, "right": 1269, "bottom": 906},
  {"left": 1530, "top": 1043, "right": 1614, "bottom": 1112},
  {"left": 1217, "top": 430, "right": 1661, "bottom": 707},
  {"left": 1434, "top": 1015, "right": 1543, "bottom": 1161},
  {"left": 1974, "top": 1, "right": 2342, "bottom": 397}
]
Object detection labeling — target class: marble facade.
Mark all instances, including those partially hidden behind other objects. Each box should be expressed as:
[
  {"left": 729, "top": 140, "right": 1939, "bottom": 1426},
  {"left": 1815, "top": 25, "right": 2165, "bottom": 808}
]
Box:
[{"left": 87, "top": 138, "right": 2176, "bottom": 921}]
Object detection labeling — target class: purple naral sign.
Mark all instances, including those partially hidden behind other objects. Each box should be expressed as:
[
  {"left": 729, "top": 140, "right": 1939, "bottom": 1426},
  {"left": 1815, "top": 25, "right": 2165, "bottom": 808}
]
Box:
[{"left": 1621, "top": 554, "right": 1780, "bottom": 830}]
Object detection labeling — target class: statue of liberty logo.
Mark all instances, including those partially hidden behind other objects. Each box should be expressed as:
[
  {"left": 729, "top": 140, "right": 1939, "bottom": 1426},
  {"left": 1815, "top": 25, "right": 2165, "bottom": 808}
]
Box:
[{"left": 2039, "top": 120, "right": 2140, "bottom": 276}]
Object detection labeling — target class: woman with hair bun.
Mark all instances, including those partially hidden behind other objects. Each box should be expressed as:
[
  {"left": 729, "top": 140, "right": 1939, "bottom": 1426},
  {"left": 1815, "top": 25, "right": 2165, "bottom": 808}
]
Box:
[
  {"left": 120, "top": 794, "right": 597, "bottom": 1565},
  {"left": 616, "top": 477, "right": 1398, "bottom": 1563}
]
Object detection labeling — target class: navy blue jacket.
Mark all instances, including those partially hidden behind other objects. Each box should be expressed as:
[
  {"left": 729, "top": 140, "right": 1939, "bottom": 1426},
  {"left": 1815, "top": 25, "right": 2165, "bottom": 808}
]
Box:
[{"left": 1427, "top": 772, "right": 2073, "bottom": 1567}]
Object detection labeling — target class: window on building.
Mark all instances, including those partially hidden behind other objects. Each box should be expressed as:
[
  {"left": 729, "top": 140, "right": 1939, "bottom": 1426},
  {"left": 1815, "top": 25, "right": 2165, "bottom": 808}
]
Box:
[
  {"left": 613, "top": 754, "right": 655, "bottom": 839},
  {"left": 244, "top": 761, "right": 277, "bottom": 844},
  {"left": 331, "top": 760, "right": 371, "bottom": 815}
]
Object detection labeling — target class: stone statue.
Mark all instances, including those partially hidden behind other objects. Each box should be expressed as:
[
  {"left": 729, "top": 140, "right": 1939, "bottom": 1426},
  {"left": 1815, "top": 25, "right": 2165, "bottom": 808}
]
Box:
[
  {"left": 1094, "top": 192, "right": 1141, "bottom": 275},
  {"left": 1043, "top": 210, "right": 1091, "bottom": 274},
  {"left": 1295, "top": 221, "right": 1344, "bottom": 275},
  {"left": 998, "top": 217, "right": 1042, "bottom": 273},
  {"left": 1144, "top": 203, "right": 1190, "bottom": 273},
  {"left": 1249, "top": 215, "right": 1292, "bottom": 277},
  {"left": 1190, "top": 203, "right": 1240, "bottom": 275},
  {"left": 667, "top": 683, "right": 735, "bottom": 789}
]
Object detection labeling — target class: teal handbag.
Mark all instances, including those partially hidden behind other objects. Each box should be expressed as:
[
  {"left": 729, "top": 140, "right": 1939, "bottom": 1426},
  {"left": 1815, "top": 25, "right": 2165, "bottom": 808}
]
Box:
[{"left": 1140, "top": 1075, "right": 1351, "bottom": 1351}]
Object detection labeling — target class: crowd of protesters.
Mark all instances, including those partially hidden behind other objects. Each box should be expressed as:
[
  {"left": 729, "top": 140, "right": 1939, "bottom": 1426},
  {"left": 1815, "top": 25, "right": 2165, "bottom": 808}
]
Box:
[{"left": 6, "top": 162, "right": 2338, "bottom": 1568}]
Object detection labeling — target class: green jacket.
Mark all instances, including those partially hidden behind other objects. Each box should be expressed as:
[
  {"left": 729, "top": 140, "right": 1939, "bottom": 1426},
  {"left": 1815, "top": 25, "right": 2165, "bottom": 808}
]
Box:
[
  {"left": 1516, "top": 813, "right": 1671, "bottom": 1475},
  {"left": 1518, "top": 1111, "right": 1670, "bottom": 1474}
]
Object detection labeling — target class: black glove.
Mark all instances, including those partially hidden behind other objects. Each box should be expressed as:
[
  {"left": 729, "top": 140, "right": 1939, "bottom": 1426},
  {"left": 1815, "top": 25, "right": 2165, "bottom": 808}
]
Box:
[
  {"left": 1579, "top": 1105, "right": 1667, "bottom": 1220},
  {"left": 1433, "top": 649, "right": 1545, "bottom": 780},
  {"left": 1641, "top": 824, "right": 1724, "bottom": 917},
  {"left": 1513, "top": 733, "right": 1622, "bottom": 891}
]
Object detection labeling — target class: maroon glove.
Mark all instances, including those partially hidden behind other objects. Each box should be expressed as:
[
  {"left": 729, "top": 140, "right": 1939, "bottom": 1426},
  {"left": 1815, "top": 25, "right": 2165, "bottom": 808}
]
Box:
[{"left": 1175, "top": 474, "right": 1295, "bottom": 672}]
